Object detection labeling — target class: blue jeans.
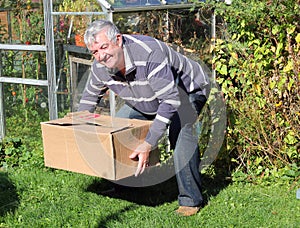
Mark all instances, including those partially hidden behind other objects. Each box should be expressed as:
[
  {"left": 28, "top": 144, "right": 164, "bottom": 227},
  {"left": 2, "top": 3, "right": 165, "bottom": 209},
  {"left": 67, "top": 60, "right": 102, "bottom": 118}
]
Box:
[{"left": 116, "top": 94, "right": 206, "bottom": 207}]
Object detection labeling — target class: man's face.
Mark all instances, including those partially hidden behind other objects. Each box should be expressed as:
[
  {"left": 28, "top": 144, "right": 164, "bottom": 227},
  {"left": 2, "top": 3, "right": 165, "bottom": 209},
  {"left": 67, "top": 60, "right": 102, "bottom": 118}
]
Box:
[{"left": 89, "top": 29, "right": 123, "bottom": 69}]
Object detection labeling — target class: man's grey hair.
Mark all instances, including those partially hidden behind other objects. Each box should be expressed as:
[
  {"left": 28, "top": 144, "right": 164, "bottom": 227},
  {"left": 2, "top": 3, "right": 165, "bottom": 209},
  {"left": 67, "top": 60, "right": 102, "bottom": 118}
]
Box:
[{"left": 84, "top": 20, "right": 120, "bottom": 48}]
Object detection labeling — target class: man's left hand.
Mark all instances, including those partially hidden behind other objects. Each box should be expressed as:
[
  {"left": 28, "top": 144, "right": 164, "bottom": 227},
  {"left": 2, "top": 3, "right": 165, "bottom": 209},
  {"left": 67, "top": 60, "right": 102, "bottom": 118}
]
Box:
[{"left": 129, "top": 141, "right": 152, "bottom": 176}]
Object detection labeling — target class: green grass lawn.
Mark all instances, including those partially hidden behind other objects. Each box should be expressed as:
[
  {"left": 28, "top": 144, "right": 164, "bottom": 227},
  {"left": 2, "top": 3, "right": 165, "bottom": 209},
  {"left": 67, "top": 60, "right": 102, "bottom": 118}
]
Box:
[{"left": 1, "top": 166, "right": 299, "bottom": 228}]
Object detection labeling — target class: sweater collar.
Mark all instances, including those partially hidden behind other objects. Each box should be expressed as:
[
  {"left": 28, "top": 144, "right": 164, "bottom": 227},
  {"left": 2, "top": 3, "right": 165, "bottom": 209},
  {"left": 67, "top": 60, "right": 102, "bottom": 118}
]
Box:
[{"left": 122, "top": 35, "right": 136, "bottom": 75}]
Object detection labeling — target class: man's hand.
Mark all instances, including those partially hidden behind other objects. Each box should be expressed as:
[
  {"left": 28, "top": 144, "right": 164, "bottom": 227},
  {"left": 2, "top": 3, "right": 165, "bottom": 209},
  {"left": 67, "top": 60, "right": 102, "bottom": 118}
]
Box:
[{"left": 129, "top": 141, "right": 152, "bottom": 177}]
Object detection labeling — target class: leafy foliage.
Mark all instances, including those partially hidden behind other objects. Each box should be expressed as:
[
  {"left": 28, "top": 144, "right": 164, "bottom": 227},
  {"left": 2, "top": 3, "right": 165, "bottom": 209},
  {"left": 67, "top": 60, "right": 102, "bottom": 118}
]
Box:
[
  {"left": 0, "top": 137, "right": 24, "bottom": 168},
  {"left": 209, "top": 0, "right": 300, "bottom": 177},
  {"left": 0, "top": 18, "right": 6, "bottom": 42},
  {"left": 0, "top": 106, "right": 47, "bottom": 169}
]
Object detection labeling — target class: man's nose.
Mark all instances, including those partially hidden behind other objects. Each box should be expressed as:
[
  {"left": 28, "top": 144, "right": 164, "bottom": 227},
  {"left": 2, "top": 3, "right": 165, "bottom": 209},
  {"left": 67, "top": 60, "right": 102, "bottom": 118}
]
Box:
[{"left": 95, "top": 51, "right": 105, "bottom": 62}]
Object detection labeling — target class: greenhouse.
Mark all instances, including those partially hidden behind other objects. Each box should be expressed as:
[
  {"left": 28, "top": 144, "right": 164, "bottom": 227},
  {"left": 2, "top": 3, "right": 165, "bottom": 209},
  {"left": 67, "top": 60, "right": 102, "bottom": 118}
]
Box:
[{"left": 0, "top": 0, "right": 215, "bottom": 139}]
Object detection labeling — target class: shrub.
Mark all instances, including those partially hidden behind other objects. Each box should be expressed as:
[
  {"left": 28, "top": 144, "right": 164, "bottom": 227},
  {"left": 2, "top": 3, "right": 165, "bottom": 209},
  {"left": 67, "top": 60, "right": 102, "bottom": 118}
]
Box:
[{"left": 210, "top": 0, "right": 300, "bottom": 176}]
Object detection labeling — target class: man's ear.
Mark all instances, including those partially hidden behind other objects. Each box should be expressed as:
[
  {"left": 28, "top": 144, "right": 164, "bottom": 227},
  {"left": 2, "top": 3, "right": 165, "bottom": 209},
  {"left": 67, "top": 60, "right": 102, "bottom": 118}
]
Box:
[{"left": 116, "top": 34, "right": 123, "bottom": 47}]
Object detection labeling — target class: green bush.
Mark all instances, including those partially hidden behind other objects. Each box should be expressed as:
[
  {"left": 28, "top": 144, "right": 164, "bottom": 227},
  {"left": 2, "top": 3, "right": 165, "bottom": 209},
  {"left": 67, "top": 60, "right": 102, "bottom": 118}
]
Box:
[
  {"left": 209, "top": 0, "right": 300, "bottom": 177},
  {"left": 0, "top": 136, "right": 45, "bottom": 171},
  {"left": 1, "top": 99, "right": 49, "bottom": 170}
]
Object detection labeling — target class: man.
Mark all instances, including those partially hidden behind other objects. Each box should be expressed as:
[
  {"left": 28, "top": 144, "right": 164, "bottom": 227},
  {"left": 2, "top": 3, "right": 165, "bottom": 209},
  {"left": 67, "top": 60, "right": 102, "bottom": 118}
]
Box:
[{"left": 78, "top": 19, "right": 211, "bottom": 216}]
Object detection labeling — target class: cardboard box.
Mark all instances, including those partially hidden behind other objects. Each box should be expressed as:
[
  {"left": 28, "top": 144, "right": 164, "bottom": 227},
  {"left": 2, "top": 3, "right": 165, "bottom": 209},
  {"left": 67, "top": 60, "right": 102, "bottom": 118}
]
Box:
[{"left": 41, "top": 112, "right": 160, "bottom": 180}]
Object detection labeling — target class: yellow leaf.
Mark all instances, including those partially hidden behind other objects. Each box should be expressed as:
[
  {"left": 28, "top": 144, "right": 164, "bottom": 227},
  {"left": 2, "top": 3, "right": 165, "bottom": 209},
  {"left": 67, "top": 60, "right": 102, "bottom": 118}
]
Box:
[
  {"left": 210, "top": 44, "right": 215, "bottom": 53},
  {"left": 275, "top": 101, "right": 282, "bottom": 107},
  {"left": 283, "top": 61, "right": 293, "bottom": 73},
  {"left": 255, "top": 84, "right": 261, "bottom": 95},
  {"left": 271, "top": 46, "right": 276, "bottom": 53},
  {"left": 216, "top": 39, "right": 224, "bottom": 44},
  {"left": 230, "top": 52, "right": 238, "bottom": 60},
  {"left": 295, "top": 33, "right": 300, "bottom": 44}
]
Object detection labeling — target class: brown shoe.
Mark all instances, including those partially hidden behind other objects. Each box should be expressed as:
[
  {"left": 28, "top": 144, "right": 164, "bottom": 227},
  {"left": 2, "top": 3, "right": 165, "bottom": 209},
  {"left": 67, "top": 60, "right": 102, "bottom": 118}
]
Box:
[{"left": 175, "top": 206, "right": 200, "bottom": 216}]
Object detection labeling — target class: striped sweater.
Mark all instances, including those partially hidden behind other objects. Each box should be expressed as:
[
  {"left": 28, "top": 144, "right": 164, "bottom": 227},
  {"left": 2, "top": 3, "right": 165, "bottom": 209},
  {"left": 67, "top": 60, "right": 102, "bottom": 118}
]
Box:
[{"left": 78, "top": 34, "right": 211, "bottom": 147}]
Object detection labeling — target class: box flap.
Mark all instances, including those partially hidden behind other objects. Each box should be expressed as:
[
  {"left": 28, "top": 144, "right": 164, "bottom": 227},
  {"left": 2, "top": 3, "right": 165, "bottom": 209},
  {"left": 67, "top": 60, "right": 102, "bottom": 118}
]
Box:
[{"left": 43, "top": 111, "right": 133, "bottom": 133}]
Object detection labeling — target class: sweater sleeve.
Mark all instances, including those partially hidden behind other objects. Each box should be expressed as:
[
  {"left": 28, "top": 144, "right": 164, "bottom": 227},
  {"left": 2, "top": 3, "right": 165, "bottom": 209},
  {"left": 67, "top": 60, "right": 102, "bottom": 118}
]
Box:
[
  {"left": 78, "top": 65, "right": 108, "bottom": 113},
  {"left": 144, "top": 50, "right": 181, "bottom": 147}
]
